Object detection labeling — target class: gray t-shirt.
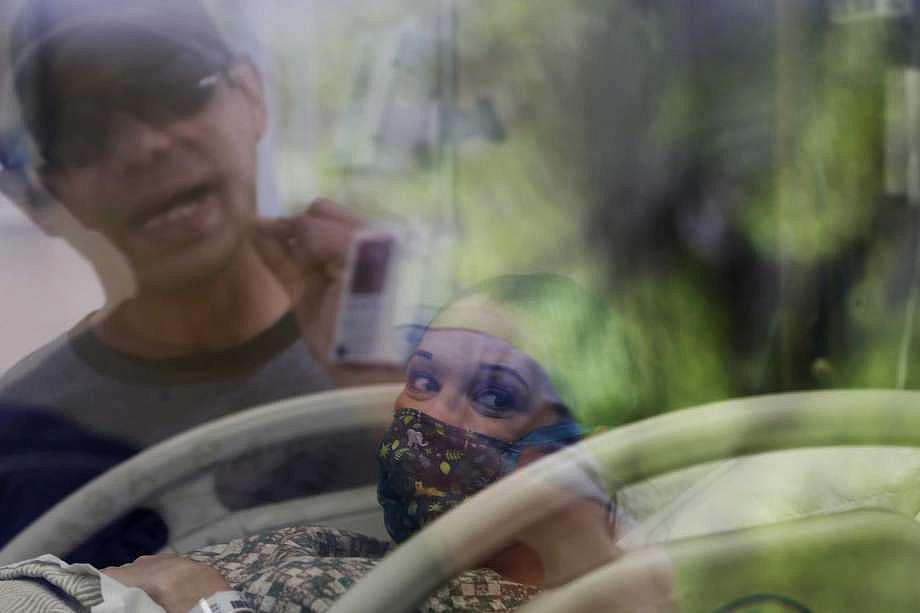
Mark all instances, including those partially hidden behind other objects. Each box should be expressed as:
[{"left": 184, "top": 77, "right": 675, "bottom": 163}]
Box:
[
  {"left": 0, "top": 312, "right": 334, "bottom": 447},
  {"left": 0, "top": 312, "right": 383, "bottom": 511}
]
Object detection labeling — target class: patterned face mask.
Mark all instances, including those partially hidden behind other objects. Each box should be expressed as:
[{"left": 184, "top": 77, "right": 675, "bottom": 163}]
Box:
[{"left": 377, "top": 407, "right": 582, "bottom": 543}]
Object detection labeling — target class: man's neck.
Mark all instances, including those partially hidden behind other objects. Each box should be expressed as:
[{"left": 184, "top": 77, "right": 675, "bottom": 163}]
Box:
[{"left": 95, "top": 242, "right": 294, "bottom": 359}]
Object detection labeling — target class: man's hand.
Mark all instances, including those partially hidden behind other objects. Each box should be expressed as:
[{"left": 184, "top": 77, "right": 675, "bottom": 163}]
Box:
[
  {"left": 102, "top": 553, "right": 230, "bottom": 613},
  {"left": 254, "top": 198, "right": 403, "bottom": 386},
  {"left": 254, "top": 198, "right": 361, "bottom": 360}
]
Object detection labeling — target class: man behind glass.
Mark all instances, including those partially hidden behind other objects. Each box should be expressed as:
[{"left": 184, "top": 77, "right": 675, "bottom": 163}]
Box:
[{"left": 0, "top": 0, "right": 381, "bottom": 447}]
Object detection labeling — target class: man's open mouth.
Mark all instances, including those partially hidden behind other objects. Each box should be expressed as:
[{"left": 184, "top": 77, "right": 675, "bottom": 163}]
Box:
[
  {"left": 134, "top": 184, "right": 212, "bottom": 230},
  {"left": 141, "top": 201, "right": 202, "bottom": 230},
  {"left": 130, "top": 184, "right": 222, "bottom": 247}
]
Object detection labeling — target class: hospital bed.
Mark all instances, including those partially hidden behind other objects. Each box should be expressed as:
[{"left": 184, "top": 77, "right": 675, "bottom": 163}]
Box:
[
  {"left": 331, "top": 389, "right": 920, "bottom": 612},
  {"left": 7, "top": 388, "right": 920, "bottom": 611},
  {"left": 0, "top": 383, "right": 402, "bottom": 564}
]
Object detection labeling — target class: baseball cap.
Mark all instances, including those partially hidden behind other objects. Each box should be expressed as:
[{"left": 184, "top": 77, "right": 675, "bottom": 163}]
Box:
[
  {"left": 9, "top": 0, "right": 230, "bottom": 75},
  {"left": 8, "top": 0, "right": 232, "bottom": 158}
]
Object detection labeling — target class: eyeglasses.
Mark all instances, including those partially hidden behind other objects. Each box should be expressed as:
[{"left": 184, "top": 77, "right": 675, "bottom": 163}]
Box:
[{"left": 34, "top": 49, "right": 233, "bottom": 169}]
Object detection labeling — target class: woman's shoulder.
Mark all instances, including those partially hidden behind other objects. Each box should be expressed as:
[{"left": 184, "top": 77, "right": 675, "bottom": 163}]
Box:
[{"left": 430, "top": 568, "right": 540, "bottom": 612}]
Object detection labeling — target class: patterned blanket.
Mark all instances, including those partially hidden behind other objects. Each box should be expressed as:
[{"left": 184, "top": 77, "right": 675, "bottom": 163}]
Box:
[{"left": 186, "top": 526, "right": 539, "bottom": 612}]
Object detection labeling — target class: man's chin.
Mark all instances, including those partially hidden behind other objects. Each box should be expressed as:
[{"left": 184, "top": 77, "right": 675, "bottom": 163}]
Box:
[
  {"left": 137, "top": 266, "right": 226, "bottom": 294},
  {"left": 130, "top": 237, "right": 243, "bottom": 294}
]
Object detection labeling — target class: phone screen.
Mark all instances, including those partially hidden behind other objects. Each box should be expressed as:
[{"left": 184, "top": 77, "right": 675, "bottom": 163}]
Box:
[
  {"left": 350, "top": 238, "right": 393, "bottom": 294},
  {"left": 331, "top": 231, "right": 404, "bottom": 364}
]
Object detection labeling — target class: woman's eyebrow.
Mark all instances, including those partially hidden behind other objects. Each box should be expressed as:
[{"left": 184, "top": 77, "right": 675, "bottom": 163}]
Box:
[
  {"left": 409, "top": 350, "right": 434, "bottom": 361},
  {"left": 478, "top": 363, "right": 530, "bottom": 390}
]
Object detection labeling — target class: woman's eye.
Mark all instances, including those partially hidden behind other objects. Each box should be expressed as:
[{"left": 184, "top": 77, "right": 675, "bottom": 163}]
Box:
[
  {"left": 473, "top": 387, "right": 520, "bottom": 415},
  {"left": 408, "top": 372, "right": 440, "bottom": 394}
]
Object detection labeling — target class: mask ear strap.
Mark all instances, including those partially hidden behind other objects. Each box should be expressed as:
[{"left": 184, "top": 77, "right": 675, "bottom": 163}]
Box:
[
  {"left": 499, "top": 420, "right": 584, "bottom": 474},
  {"left": 514, "top": 420, "right": 584, "bottom": 448}
]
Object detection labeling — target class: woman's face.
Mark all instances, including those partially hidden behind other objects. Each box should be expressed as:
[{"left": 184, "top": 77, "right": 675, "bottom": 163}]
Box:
[{"left": 394, "top": 327, "right": 562, "bottom": 442}]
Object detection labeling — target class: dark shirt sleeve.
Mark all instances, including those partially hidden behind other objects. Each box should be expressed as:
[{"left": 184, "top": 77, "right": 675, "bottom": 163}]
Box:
[{"left": 0, "top": 405, "right": 168, "bottom": 567}]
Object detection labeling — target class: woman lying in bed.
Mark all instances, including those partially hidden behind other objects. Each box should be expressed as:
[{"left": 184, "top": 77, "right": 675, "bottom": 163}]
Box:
[{"left": 104, "top": 273, "right": 635, "bottom": 612}]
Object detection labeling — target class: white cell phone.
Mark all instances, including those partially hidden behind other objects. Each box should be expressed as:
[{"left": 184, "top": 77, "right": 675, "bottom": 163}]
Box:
[{"left": 329, "top": 227, "right": 408, "bottom": 365}]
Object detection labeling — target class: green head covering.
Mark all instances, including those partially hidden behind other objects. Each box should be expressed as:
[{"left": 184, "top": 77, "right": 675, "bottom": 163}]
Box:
[{"left": 428, "top": 273, "right": 638, "bottom": 427}]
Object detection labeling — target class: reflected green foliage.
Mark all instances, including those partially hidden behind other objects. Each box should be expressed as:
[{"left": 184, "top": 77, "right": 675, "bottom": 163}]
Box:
[
  {"left": 254, "top": 1, "right": 912, "bottom": 421},
  {"left": 741, "top": 23, "right": 886, "bottom": 264},
  {"left": 267, "top": 0, "right": 609, "bottom": 266},
  {"left": 620, "top": 270, "right": 735, "bottom": 415},
  {"left": 453, "top": 134, "right": 590, "bottom": 284},
  {"left": 840, "top": 226, "right": 920, "bottom": 389}
]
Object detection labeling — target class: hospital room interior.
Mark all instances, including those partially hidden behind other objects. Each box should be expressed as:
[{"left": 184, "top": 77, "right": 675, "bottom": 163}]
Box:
[{"left": 2, "top": 1, "right": 920, "bottom": 611}]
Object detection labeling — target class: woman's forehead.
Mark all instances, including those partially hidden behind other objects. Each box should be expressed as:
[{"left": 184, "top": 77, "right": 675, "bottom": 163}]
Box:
[
  {"left": 416, "top": 328, "right": 538, "bottom": 377},
  {"left": 426, "top": 296, "right": 528, "bottom": 350}
]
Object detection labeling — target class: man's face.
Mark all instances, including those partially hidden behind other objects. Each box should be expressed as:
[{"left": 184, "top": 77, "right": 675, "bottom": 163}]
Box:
[{"left": 38, "top": 32, "right": 267, "bottom": 292}]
